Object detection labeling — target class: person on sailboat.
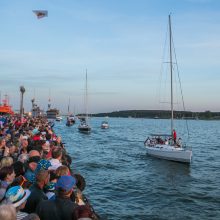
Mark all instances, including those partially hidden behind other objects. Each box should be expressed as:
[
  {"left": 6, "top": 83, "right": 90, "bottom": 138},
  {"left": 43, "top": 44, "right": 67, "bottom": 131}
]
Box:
[
  {"left": 177, "top": 138, "right": 182, "bottom": 147},
  {"left": 172, "top": 129, "right": 177, "bottom": 144},
  {"left": 144, "top": 137, "right": 150, "bottom": 146}
]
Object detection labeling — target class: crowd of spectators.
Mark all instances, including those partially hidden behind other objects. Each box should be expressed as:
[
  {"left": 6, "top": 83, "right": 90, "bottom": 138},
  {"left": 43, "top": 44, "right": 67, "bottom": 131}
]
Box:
[{"left": 0, "top": 115, "right": 97, "bottom": 220}]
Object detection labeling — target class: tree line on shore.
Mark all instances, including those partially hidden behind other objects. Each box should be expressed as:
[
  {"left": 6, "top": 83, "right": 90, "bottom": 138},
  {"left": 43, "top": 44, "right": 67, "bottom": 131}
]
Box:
[{"left": 90, "top": 110, "right": 220, "bottom": 120}]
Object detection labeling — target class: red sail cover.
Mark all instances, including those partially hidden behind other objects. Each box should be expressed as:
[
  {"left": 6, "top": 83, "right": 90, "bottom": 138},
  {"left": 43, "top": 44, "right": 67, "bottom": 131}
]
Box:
[{"left": 33, "top": 10, "right": 48, "bottom": 19}]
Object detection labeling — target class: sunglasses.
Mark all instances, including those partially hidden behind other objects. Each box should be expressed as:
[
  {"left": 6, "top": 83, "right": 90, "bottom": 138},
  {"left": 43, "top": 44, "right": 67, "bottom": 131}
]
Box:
[
  {"left": 17, "top": 175, "right": 27, "bottom": 187},
  {"left": 11, "top": 175, "right": 28, "bottom": 188}
]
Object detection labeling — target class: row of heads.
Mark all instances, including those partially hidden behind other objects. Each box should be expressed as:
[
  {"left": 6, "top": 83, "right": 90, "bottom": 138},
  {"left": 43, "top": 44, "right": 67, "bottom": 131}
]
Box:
[{"left": 4, "top": 175, "right": 76, "bottom": 208}]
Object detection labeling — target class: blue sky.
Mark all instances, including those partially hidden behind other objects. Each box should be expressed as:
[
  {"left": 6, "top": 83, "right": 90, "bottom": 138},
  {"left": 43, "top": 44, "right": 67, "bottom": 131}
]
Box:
[{"left": 0, "top": 0, "right": 220, "bottom": 114}]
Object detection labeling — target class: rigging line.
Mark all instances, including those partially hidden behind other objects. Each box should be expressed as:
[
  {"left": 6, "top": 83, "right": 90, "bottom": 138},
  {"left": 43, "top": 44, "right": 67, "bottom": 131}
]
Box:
[
  {"left": 154, "top": 22, "right": 169, "bottom": 132},
  {"left": 152, "top": 20, "right": 169, "bottom": 131},
  {"left": 173, "top": 65, "right": 181, "bottom": 113},
  {"left": 171, "top": 34, "right": 190, "bottom": 139},
  {"left": 159, "top": 22, "right": 169, "bottom": 110}
]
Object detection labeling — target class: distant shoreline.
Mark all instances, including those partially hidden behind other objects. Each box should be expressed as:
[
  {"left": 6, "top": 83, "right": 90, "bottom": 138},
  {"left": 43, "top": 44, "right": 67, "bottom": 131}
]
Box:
[{"left": 85, "top": 110, "right": 220, "bottom": 120}]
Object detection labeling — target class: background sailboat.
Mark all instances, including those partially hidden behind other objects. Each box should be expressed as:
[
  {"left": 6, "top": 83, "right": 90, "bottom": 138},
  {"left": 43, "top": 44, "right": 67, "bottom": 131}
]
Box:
[
  {"left": 66, "top": 98, "right": 76, "bottom": 126},
  {"left": 78, "top": 70, "right": 91, "bottom": 133},
  {"left": 145, "top": 15, "right": 192, "bottom": 163}
]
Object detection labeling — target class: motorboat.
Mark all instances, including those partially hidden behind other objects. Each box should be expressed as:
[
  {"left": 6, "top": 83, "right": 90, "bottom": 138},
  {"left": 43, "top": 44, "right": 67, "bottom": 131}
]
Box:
[{"left": 101, "top": 121, "right": 109, "bottom": 129}]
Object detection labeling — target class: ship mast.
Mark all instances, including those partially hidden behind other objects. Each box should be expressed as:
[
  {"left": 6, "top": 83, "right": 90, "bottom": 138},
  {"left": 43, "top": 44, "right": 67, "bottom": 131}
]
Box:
[
  {"left": 85, "top": 69, "right": 88, "bottom": 121},
  {"left": 68, "top": 97, "right": 70, "bottom": 115},
  {"left": 169, "top": 14, "right": 174, "bottom": 136}
]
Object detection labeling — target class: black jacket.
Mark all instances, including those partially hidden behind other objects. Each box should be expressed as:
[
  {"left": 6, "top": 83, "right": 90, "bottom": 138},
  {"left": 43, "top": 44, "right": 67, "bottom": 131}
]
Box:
[
  {"left": 36, "top": 197, "right": 77, "bottom": 220},
  {"left": 23, "top": 183, "right": 48, "bottom": 213}
]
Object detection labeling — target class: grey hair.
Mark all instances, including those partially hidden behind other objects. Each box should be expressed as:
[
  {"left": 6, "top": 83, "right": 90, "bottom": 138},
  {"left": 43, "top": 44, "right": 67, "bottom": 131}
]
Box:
[{"left": 18, "top": 153, "right": 29, "bottom": 163}]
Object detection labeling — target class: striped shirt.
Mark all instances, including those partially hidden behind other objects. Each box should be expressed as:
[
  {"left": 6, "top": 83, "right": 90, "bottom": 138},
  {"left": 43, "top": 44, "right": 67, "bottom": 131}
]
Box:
[{"left": 17, "top": 211, "right": 28, "bottom": 220}]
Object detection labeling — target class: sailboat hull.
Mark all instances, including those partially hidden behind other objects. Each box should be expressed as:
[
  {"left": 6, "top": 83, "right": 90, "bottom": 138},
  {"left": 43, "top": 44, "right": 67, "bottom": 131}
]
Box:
[
  {"left": 146, "top": 145, "right": 192, "bottom": 163},
  {"left": 78, "top": 125, "right": 91, "bottom": 133},
  {"left": 66, "top": 121, "right": 75, "bottom": 126}
]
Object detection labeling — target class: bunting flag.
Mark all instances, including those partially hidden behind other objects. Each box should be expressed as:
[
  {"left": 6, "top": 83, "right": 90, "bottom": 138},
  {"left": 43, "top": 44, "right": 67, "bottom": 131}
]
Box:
[{"left": 33, "top": 10, "right": 48, "bottom": 19}]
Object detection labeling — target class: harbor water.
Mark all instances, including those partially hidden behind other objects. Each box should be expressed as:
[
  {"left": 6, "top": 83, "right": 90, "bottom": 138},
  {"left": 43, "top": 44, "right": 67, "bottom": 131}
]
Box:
[{"left": 54, "top": 117, "right": 220, "bottom": 220}]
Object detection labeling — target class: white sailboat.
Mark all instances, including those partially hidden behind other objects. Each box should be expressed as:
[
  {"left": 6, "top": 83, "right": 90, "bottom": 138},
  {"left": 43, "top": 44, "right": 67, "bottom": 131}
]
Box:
[
  {"left": 78, "top": 70, "right": 91, "bottom": 133},
  {"left": 144, "top": 15, "right": 192, "bottom": 163}
]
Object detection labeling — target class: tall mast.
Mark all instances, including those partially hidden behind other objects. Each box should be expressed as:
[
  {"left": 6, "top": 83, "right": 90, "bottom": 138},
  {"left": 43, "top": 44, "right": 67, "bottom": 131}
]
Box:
[
  {"left": 68, "top": 97, "right": 70, "bottom": 115},
  {"left": 48, "top": 88, "right": 51, "bottom": 110},
  {"left": 85, "top": 69, "right": 88, "bottom": 121},
  {"left": 169, "top": 14, "right": 174, "bottom": 135}
]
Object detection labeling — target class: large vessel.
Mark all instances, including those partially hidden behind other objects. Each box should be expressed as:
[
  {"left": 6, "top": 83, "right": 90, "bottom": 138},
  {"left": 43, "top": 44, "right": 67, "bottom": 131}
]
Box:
[
  {"left": 46, "top": 98, "right": 59, "bottom": 119},
  {"left": 0, "top": 95, "right": 14, "bottom": 115},
  {"left": 31, "top": 98, "right": 44, "bottom": 117},
  {"left": 46, "top": 108, "right": 59, "bottom": 119}
]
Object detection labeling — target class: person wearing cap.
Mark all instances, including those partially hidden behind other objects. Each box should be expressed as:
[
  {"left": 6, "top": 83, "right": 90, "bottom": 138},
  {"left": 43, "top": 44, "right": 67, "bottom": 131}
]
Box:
[
  {"left": 34, "top": 159, "right": 52, "bottom": 174},
  {"left": 4, "top": 185, "right": 31, "bottom": 220},
  {"left": 36, "top": 175, "right": 77, "bottom": 220}
]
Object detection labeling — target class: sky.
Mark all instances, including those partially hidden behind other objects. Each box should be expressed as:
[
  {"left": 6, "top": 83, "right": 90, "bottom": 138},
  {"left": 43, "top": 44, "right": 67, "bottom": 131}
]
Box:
[{"left": 0, "top": 0, "right": 220, "bottom": 114}]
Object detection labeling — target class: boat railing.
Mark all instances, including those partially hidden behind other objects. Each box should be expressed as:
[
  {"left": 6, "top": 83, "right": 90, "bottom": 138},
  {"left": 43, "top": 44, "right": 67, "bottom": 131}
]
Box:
[{"left": 145, "top": 136, "right": 184, "bottom": 148}]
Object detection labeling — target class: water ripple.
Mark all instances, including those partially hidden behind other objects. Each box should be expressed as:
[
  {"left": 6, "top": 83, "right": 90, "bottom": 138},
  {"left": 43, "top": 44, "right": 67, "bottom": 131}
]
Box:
[{"left": 54, "top": 118, "right": 220, "bottom": 220}]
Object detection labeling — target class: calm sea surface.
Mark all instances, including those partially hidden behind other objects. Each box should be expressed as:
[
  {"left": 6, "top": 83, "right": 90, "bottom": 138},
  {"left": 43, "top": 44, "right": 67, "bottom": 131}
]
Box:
[{"left": 54, "top": 117, "right": 220, "bottom": 220}]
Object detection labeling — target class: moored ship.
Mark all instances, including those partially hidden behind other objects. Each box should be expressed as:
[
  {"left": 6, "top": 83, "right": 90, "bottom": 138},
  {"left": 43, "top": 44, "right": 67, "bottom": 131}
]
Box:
[
  {"left": 0, "top": 95, "right": 14, "bottom": 115},
  {"left": 46, "top": 108, "right": 59, "bottom": 119}
]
